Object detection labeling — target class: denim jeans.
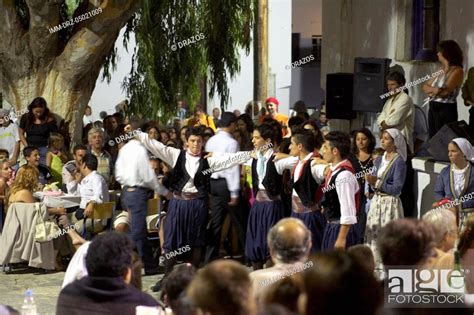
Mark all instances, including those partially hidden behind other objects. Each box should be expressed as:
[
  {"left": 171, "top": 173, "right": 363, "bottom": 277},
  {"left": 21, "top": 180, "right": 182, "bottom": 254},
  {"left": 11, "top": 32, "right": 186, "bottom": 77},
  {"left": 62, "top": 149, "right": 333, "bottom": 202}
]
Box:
[{"left": 122, "top": 186, "right": 155, "bottom": 267}]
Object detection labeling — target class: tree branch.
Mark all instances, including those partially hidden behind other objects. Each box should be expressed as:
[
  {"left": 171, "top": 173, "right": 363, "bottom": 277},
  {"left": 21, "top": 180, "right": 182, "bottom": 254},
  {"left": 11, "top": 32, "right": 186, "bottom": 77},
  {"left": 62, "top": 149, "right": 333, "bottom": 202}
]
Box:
[{"left": 54, "top": 0, "right": 140, "bottom": 83}]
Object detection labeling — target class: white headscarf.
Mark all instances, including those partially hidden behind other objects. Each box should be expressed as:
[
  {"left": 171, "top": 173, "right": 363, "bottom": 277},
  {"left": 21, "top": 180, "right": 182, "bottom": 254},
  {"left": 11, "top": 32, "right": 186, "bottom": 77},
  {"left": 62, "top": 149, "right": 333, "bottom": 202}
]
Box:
[
  {"left": 452, "top": 138, "right": 474, "bottom": 162},
  {"left": 385, "top": 128, "right": 407, "bottom": 162}
]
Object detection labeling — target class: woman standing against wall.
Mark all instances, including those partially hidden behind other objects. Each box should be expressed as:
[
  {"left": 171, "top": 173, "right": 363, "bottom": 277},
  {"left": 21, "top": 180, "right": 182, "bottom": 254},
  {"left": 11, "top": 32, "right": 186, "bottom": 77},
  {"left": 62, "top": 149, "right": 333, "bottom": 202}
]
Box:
[{"left": 422, "top": 40, "right": 464, "bottom": 138}]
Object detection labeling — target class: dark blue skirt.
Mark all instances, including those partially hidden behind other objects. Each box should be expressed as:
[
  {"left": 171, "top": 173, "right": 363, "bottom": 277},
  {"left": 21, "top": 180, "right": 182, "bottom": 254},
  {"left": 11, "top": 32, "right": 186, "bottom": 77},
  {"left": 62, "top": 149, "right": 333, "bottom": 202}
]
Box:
[
  {"left": 322, "top": 222, "right": 358, "bottom": 251},
  {"left": 245, "top": 200, "right": 284, "bottom": 262},
  {"left": 163, "top": 198, "right": 208, "bottom": 251},
  {"left": 291, "top": 211, "right": 326, "bottom": 253}
]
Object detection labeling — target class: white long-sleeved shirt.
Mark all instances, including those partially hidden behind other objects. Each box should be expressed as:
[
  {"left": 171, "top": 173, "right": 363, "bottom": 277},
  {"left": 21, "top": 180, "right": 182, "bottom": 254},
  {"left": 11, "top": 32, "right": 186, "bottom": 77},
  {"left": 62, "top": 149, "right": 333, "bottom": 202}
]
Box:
[
  {"left": 376, "top": 92, "right": 414, "bottom": 153},
  {"left": 69, "top": 170, "right": 110, "bottom": 209},
  {"left": 205, "top": 130, "right": 240, "bottom": 198},
  {"left": 312, "top": 160, "right": 358, "bottom": 224},
  {"left": 227, "top": 149, "right": 298, "bottom": 190},
  {"left": 115, "top": 139, "right": 169, "bottom": 195},
  {"left": 137, "top": 132, "right": 240, "bottom": 194}
]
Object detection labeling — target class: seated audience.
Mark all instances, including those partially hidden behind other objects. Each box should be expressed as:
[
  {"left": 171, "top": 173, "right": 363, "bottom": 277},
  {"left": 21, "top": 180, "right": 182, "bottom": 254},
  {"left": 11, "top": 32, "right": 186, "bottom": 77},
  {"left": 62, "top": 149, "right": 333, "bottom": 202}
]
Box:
[
  {"left": 0, "top": 159, "right": 13, "bottom": 232},
  {"left": 69, "top": 154, "right": 109, "bottom": 222},
  {"left": 347, "top": 244, "right": 376, "bottom": 274},
  {"left": 161, "top": 264, "right": 197, "bottom": 314},
  {"left": 56, "top": 232, "right": 158, "bottom": 314},
  {"left": 459, "top": 214, "right": 474, "bottom": 294},
  {"left": 300, "top": 251, "right": 382, "bottom": 315},
  {"left": 422, "top": 209, "right": 457, "bottom": 269},
  {"left": 62, "top": 144, "right": 88, "bottom": 193},
  {"left": 249, "top": 218, "right": 311, "bottom": 298},
  {"left": 377, "top": 219, "right": 435, "bottom": 268},
  {"left": 7, "top": 165, "right": 85, "bottom": 247},
  {"left": 23, "top": 146, "right": 53, "bottom": 186},
  {"left": 260, "top": 276, "right": 302, "bottom": 314},
  {"left": 187, "top": 260, "right": 257, "bottom": 315},
  {"left": 433, "top": 138, "right": 474, "bottom": 231},
  {"left": 87, "top": 127, "right": 113, "bottom": 187}
]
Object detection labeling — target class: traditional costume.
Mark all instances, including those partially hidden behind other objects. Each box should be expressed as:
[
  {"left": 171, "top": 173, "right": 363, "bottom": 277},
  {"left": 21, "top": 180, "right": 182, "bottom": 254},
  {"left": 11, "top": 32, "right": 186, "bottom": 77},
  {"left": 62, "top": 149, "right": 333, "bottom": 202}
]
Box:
[
  {"left": 289, "top": 152, "right": 326, "bottom": 252},
  {"left": 434, "top": 137, "right": 474, "bottom": 231},
  {"left": 365, "top": 128, "right": 407, "bottom": 269}
]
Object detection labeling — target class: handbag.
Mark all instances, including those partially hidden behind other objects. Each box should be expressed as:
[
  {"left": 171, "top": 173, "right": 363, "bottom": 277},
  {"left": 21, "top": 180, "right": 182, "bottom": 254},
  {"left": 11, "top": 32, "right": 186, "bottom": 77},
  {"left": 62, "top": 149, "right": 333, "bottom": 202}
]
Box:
[{"left": 35, "top": 202, "right": 61, "bottom": 243}]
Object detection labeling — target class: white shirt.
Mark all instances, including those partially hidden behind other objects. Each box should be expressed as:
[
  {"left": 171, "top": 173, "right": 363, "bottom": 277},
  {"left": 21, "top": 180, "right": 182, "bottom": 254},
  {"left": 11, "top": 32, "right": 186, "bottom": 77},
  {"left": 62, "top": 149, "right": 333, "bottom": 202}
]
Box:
[
  {"left": 70, "top": 171, "right": 110, "bottom": 208},
  {"left": 313, "top": 160, "right": 358, "bottom": 224},
  {"left": 0, "top": 122, "right": 20, "bottom": 157},
  {"left": 375, "top": 153, "right": 392, "bottom": 188},
  {"left": 255, "top": 149, "right": 298, "bottom": 189},
  {"left": 377, "top": 92, "right": 414, "bottom": 153},
  {"left": 115, "top": 139, "right": 168, "bottom": 195},
  {"left": 62, "top": 241, "right": 91, "bottom": 288},
  {"left": 83, "top": 115, "right": 93, "bottom": 126},
  {"left": 205, "top": 130, "right": 240, "bottom": 198},
  {"left": 452, "top": 164, "right": 469, "bottom": 197},
  {"left": 137, "top": 132, "right": 236, "bottom": 193}
]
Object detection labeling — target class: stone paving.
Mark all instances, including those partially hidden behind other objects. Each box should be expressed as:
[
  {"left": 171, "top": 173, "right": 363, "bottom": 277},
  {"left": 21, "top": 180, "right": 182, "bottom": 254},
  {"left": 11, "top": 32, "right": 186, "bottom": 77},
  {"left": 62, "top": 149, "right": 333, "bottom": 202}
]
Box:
[{"left": 0, "top": 267, "right": 163, "bottom": 315}]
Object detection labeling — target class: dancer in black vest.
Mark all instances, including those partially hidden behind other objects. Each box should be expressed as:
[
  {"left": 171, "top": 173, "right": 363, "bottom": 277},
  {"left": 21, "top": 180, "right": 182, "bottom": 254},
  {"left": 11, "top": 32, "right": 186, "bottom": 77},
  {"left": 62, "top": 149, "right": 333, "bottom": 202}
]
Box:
[
  {"left": 311, "top": 131, "right": 360, "bottom": 250},
  {"left": 208, "top": 123, "right": 298, "bottom": 270},
  {"left": 275, "top": 130, "right": 326, "bottom": 252},
  {"left": 133, "top": 126, "right": 235, "bottom": 291}
]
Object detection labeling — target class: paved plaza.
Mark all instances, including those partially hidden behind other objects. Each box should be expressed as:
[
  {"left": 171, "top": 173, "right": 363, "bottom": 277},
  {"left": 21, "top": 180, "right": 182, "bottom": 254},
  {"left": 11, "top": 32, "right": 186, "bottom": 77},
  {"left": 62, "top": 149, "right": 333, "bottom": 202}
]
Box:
[{"left": 0, "top": 268, "right": 163, "bottom": 315}]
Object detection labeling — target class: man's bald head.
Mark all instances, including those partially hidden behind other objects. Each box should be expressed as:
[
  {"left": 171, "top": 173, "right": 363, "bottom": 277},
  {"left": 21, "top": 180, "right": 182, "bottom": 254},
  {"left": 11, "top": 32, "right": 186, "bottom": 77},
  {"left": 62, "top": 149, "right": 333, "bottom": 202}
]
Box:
[{"left": 267, "top": 218, "right": 312, "bottom": 264}]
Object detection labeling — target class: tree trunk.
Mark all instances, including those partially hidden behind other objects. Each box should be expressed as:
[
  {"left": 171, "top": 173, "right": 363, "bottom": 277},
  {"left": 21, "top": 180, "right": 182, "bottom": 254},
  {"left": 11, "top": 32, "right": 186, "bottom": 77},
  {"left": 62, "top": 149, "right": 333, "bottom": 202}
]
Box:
[
  {"left": 253, "top": 0, "right": 268, "bottom": 104},
  {"left": 0, "top": 0, "right": 139, "bottom": 145}
]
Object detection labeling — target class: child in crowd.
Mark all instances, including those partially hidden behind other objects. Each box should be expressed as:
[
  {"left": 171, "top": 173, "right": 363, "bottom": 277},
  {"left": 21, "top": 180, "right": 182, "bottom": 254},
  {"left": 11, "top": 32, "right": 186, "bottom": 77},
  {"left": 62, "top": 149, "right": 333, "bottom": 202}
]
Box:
[
  {"left": 46, "top": 133, "right": 70, "bottom": 185},
  {"left": 23, "top": 146, "right": 53, "bottom": 186},
  {"left": 364, "top": 148, "right": 384, "bottom": 214}
]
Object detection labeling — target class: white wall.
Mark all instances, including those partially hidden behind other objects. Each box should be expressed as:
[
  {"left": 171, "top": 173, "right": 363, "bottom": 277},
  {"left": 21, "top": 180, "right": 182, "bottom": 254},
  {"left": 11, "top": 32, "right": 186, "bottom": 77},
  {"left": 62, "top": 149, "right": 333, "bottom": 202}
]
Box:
[
  {"left": 321, "top": 0, "right": 471, "bottom": 123},
  {"left": 290, "top": 0, "right": 323, "bottom": 109}
]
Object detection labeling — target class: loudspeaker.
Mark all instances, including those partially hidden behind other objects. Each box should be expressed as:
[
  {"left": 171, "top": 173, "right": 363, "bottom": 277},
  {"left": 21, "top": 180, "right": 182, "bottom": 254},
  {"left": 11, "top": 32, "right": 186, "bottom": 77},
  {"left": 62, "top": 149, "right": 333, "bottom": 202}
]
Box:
[
  {"left": 353, "top": 57, "right": 391, "bottom": 112},
  {"left": 428, "top": 120, "right": 474, "bottom": 162},
  {"left": 326, "top": 73, "right": 356, "bottom": 120}
]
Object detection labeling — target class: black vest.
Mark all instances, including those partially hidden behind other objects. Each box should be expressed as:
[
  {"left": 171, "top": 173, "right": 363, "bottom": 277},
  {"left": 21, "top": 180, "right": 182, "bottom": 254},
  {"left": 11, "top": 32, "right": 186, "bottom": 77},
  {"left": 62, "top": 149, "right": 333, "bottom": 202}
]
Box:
[
  {"left": 169, "top": 151, "right": 211, "bottom": 197},
  {"left": 321, "top": 168, "right": 347, "bottom": 221},
  {"left": 291, "top": 160, "right": 320, "bottom": 207},
  {"left": 252, "top": 158, "right": 282, "bottom": 198}
]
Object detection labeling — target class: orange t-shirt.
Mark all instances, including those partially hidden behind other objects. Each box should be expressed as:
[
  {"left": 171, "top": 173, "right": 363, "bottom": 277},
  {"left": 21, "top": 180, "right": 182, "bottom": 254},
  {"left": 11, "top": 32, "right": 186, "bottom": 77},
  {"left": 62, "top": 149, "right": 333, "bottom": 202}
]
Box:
[{"left": 259, "top": 113, "right": 289, "bottom": 136}]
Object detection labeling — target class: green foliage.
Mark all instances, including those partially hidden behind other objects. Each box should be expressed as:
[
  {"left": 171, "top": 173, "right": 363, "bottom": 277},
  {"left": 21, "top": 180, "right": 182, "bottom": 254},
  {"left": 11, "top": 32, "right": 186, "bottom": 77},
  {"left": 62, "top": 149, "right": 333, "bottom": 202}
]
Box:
[
  {"left": 65, "top": 0, "right": 82, "bottom": 19},
  {"left": 122, "top": 0, "right": 253, "bottom": 124}
]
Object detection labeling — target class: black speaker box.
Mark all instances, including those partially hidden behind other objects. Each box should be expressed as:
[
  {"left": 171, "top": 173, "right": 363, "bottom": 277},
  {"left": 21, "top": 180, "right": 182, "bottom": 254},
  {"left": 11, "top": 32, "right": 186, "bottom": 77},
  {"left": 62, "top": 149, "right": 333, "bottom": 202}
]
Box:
[
  {"left": 326, "top": 73, "right": 356, "bottom": 120},
  {"left": 427, "top": 120, "right": 474, "bottom": 162},
  {"left": 353, "top": 57, "right": 391, "bottom": 112}
]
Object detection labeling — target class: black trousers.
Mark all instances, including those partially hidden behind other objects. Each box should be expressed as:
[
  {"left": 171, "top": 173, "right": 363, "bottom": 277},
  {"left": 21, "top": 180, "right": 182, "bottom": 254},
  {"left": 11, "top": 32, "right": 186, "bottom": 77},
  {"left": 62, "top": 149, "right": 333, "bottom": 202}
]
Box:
[
  {"left": 428, "top": 101, "right": 458, "bottom": 138},
  {"left": 204, "top": 178, "right": 247, "bottom": 263}
]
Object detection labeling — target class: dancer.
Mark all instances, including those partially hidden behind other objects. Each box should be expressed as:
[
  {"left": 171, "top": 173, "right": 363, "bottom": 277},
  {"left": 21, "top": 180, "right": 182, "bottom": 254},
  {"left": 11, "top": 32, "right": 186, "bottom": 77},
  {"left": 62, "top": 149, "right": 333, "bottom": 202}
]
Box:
[{"left": 311, "top": 131, "right": 359, "bottom": 250}]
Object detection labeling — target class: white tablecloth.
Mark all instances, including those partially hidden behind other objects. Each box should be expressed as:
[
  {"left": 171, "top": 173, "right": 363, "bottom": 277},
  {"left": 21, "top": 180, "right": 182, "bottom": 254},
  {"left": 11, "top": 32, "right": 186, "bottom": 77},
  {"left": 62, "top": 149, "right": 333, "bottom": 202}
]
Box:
[{"left": 33, "top": 192, "right": 81, "bottom": 208}]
